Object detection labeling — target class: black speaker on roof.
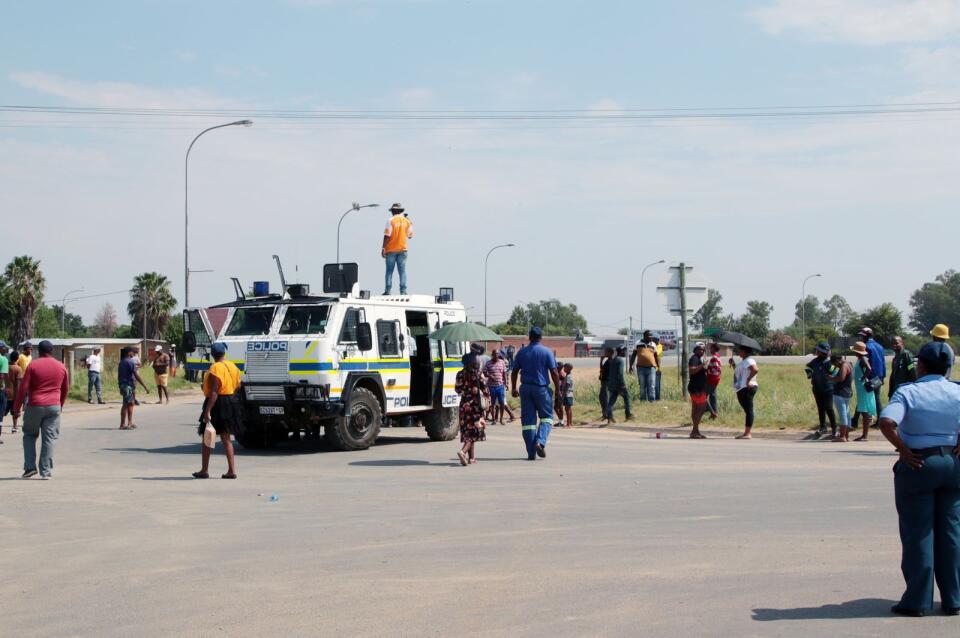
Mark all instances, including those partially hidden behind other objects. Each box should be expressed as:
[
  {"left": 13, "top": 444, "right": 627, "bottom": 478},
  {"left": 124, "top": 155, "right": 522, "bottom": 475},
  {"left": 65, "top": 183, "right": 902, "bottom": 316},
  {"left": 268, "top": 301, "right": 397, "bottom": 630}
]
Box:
[{"left": 323, "top": 263, "right": 359, "bottom": 294}]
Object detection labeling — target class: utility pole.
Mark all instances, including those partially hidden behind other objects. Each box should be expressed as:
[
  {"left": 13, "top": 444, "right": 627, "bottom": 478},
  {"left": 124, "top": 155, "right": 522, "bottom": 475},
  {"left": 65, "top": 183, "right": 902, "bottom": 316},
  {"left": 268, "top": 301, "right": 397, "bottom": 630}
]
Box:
[
  {"left": 628, "top": 316, "right": 633, "bottom": 346},
  {"left": 141, "top": 286, "right": 148, "bottom": 359},
  {"left": 679, "top": 262, "right": 689, "bottom": 399}
]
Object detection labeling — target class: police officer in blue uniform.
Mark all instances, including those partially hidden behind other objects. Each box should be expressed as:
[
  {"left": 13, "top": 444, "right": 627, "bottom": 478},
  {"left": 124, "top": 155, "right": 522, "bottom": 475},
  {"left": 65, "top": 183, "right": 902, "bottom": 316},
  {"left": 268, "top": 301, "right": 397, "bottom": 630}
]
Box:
[
  {"left": 510, "top": 327, "right": 562, "bottom": 460},
  {"left": 879, "top": 341, "right": 960, "bottom": 617}
]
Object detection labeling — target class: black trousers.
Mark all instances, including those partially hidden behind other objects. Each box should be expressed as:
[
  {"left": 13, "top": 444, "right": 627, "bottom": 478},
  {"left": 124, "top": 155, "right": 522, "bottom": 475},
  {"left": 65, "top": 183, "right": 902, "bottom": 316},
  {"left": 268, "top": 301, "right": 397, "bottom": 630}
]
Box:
[
  {"left": 813, "top": 390, "right": 836, "bottom": 430},
  {"left": 598, "top": 382, "right": 609, "bottom": 419},
  {"left": 852, "top": 385, "right": 883, "bottom": 426},
  {"left": 737, "top": 386, "right": 757, "bottom": 428}
]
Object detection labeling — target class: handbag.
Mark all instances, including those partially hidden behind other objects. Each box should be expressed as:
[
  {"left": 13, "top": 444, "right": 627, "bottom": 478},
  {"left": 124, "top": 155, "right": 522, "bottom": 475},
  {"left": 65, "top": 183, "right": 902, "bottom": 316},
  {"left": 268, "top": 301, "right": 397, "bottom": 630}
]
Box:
[
  {"left": 203, "top": 423, "right": 217, "bottom": 448},
  {"left": 861, "top": 361, "right": 882, "bottom": 391}
]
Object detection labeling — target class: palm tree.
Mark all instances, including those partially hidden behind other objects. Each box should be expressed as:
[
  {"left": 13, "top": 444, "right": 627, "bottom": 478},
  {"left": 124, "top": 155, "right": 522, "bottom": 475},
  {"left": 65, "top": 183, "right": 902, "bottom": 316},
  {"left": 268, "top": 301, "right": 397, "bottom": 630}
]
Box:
[
  {"left": 128, "top": 272, "right": 177, "bottom": 340},
  {"left": 3, "top": 255, "right": 46, "bottom": 345}
]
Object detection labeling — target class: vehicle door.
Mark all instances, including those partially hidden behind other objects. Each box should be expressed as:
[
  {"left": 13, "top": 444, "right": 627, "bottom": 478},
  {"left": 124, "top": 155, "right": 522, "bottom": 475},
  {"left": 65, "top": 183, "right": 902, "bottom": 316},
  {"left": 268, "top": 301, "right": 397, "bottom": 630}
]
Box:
[{"left": 182, "top": 308, "right": 216, "bottom": 374}]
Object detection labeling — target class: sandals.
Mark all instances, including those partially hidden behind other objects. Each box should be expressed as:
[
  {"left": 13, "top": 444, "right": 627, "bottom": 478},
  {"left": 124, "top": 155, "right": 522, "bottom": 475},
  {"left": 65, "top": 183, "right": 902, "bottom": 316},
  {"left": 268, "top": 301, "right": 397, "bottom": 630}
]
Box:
[
  {"left": 192, "top": 471, "right": 209, "bottom": 479},
  {"left": 119, "top": 425, "right": 130, "bottom": 430},
  {"left": 457, "top": 451, "right": 468, "bottom": 466}
]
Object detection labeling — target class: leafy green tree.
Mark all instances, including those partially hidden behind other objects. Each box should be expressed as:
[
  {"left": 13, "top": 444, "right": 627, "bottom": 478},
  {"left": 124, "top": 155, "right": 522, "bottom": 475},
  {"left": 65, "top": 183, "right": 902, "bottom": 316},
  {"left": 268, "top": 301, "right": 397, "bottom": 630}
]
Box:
[
  {"left": 51, "top": 305, "right": 86, "bottom": 337},
  {"left": 690, "top": 289, "right": 726, "bottom": 331},
  {"left": 732, "top": 300, "right": 773, "bottom": 343},
  {"left": 127, "top": 272, "right": 178, "bottom": 339},
  {"left": 163, "top": 313, "right": 184, "bottom": 346},
  {"left": 114, "top": 324, "right": 134, "bottom": 338},
  {"left": 909, "top": 270, "right": 960, "bottom": 334},
  {"left": 823, "top": 295, "right": 855, "bottom": 332},
  {"left": 793, "top": 295, "right": 825, "bottom": 327},
  {"left": 843, "top": 303, "right": 903, "bottom": 346},
  {"left": 32, "top": 305, "right": 61, "bottom": 338},
  {"left": 3, "top": 255, "right": 46, "bottom": 344},
  {"left": 492, "top": 299, "right": 587, "bottom": 336}
]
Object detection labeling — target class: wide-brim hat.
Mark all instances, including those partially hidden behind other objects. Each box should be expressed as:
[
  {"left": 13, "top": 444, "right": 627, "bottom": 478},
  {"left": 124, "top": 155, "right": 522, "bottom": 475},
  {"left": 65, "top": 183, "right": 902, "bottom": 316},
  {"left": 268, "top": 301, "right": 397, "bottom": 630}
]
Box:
[
  {"left": 850, "top": 341, "right": 869, "bottom": 356},
  {"left": 389, "top": 202, "right": 405, "bottom": 213},
  {"left": 930, "top": 323, "right": 950, "bottom": 339}
]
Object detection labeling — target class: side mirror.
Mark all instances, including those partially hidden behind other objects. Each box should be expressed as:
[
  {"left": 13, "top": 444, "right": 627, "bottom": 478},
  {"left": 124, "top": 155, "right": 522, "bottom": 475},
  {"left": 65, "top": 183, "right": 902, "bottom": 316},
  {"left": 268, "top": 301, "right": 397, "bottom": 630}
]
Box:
[
  {"left": 182, "top": 331, "right": 197, "bottom": 353},
  {"left": 357, "top": 323, "right": 373, "bottom": 352}
]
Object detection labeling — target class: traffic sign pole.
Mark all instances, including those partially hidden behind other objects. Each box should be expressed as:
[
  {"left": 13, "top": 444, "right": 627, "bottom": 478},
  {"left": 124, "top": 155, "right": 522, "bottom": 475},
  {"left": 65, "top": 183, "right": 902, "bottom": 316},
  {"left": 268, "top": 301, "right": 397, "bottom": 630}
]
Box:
[{"left": 679, "top": 262, "right": 689, "bottom": 399}]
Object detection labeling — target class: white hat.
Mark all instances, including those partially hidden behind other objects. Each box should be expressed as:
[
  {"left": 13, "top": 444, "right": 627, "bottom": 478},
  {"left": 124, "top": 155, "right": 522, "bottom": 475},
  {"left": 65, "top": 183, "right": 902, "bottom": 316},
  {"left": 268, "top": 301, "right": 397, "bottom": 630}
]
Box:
[{"left": 155, "top": 345, "right": 163, "bottom": 351}]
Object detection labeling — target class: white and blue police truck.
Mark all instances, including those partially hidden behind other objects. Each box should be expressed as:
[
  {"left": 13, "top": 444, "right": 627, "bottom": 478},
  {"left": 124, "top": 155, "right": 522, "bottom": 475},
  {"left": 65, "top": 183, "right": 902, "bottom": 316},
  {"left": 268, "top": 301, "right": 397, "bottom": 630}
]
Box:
[{"left": 182, "top": 264, "right": 467, "bottom": 451}]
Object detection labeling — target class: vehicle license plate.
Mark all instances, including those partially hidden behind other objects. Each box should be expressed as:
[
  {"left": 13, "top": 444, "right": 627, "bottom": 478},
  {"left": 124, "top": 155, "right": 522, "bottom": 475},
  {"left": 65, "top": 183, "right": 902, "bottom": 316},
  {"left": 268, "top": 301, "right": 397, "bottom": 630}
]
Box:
[{"left": 259, "top": 406, "right": 284, "bottom": 415}]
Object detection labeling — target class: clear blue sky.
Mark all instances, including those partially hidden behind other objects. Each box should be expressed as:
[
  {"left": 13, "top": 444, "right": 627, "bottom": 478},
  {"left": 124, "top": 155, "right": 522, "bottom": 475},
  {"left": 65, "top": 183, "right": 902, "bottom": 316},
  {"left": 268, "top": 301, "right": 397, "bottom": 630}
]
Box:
[{"left": 2, "top": 0, "right": 958, "bottom": 334}]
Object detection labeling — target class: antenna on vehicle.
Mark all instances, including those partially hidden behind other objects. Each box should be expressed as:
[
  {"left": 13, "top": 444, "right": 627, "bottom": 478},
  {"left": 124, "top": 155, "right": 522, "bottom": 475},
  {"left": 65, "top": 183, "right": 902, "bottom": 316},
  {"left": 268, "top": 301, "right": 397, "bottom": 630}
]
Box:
[
  {"left": 230, "top": 277, "right": 245, "bottom": 301},
  {"left": 272, "top": 255, "right": 288, "bottom": 293}
]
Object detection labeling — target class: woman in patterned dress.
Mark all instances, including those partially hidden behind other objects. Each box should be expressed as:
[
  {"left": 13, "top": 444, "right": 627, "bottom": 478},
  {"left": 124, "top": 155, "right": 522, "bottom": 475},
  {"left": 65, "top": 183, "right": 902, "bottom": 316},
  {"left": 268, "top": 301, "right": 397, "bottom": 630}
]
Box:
[{"left": 455, "top": 354, "right": 489, "bottom": 466}]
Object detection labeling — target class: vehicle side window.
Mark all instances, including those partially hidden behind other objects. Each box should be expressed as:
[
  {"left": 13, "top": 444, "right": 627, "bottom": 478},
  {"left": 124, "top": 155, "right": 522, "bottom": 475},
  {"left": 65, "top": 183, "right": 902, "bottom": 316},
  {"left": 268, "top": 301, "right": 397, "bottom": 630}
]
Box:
[
  {"left": 442, "top": 322, "right": 463, "bottom": 358},
  {"left": 377, "top": 320, "right": 401, "bottom": 357},
  {"left": 338, "top": 308, "right": 364, "bottom": 343},
  {"left": 186, "top": 310, "right": 212, "bottom": 347}
]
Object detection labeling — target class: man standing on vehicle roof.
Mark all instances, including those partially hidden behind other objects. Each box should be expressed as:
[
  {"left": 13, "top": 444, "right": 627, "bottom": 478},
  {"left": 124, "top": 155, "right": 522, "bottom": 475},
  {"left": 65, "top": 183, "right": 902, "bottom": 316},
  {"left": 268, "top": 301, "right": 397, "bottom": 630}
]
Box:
[
  {"left": 510, "top": 327, "right": 562, "bottom": 460},
  {"left": 382, "top": 202, "right": 414, "bottom": 295}
]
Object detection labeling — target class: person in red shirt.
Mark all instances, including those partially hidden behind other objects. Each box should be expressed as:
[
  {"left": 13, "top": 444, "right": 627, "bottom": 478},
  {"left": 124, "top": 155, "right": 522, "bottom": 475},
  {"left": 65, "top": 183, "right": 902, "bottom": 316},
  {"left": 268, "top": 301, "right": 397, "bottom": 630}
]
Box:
[{"left": 13, "top": 340, "right": 69, "bottom": 479}]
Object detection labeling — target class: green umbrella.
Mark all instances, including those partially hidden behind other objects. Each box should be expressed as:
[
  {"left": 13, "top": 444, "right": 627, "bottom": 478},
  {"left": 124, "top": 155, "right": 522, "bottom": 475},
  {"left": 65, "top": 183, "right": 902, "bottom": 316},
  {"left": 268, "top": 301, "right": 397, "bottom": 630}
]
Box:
[{"left": 429, "top": 322, "right": 501, "bottom": 342}]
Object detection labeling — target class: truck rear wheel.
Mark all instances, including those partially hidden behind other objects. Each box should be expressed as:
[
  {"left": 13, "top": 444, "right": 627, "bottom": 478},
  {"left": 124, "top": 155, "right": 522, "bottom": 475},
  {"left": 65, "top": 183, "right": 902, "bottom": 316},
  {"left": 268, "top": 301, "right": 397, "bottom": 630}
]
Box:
[
  {"left": 325, "top": 387, "right": 382, "bottom": 451},
  {"left": 423, "top": 407, "right": 459, "bottom": 441}
]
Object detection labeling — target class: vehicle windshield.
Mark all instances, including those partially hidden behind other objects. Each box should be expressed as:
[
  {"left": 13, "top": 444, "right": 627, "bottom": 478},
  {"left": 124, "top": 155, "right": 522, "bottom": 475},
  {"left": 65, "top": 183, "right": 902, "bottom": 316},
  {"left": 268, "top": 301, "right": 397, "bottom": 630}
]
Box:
[
  {"left": 279, "top": 305, "right": 330, "bottom": 335},
  {"left": 224, "top": 307, "right": 276, "bottom": 336}
]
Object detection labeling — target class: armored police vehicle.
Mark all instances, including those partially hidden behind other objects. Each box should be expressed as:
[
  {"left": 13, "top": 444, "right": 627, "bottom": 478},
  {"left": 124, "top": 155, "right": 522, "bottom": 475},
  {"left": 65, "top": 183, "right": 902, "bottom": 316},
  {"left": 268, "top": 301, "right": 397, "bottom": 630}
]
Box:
[{"left": 182, "top": 263, "right": 466, "bottom": 451}]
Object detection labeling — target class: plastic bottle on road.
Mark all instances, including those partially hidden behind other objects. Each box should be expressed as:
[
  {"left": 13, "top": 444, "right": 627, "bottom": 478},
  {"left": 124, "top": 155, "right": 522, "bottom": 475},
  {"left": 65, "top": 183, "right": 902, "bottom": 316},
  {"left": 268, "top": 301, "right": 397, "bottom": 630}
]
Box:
[{"left": 269, "top": 494, "right": 279, "bottom": 502}]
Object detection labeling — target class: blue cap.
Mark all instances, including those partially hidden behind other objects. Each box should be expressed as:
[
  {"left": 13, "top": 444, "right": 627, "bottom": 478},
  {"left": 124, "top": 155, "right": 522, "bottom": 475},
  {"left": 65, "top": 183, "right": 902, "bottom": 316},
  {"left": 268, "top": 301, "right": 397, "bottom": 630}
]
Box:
[
  {"left": 211, "top": 342, "right": 228, "bottom": 356},
  {"left": 650, "top": 332, "right": 660, "bottom": 340},
  {"left": 815, "top": 342, "right": 831, "bottom": 354},
  {"left": 0, "top": 340, "right": 7, "bottom": 349},
  {"left": 529, "top": 326, "right": 543, "bottom": 338}
]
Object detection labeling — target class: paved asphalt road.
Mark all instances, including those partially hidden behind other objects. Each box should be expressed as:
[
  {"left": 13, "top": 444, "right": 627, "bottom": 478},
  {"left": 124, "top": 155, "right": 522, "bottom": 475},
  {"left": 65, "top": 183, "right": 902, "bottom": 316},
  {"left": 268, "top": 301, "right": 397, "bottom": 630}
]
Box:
[{"left": 1, "top": 397, "right": 957, "bottom": 637}]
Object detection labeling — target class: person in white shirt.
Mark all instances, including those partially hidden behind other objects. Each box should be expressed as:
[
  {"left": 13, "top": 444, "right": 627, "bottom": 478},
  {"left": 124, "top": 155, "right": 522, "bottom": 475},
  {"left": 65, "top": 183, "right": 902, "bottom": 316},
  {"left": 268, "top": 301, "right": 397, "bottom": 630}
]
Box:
[
  {"left": 86, "top": 347, "right": 104, "bottom": 404},
  {"left": 730, "top": 346, "right": 759, "bottom": 439}
]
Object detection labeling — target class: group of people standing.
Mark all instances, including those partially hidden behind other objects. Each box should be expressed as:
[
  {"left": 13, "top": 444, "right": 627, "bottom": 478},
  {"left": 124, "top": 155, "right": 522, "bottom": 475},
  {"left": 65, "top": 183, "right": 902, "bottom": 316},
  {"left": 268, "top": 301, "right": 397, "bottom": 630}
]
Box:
[{"left": 805, "top": 325, "right": 955, "bottom": 443}]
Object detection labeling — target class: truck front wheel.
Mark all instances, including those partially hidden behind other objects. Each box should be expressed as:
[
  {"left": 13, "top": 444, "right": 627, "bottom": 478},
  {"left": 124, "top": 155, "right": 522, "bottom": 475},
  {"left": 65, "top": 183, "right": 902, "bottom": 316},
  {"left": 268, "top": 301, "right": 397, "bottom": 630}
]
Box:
[
  {"left": 423, "top": 407, "right": 459, "bottom": 441},
  {"left": 325, "top": 387, "right": 382, "bottom": 451},
  {"left": 236, "top": 420, "right": 279, "bottom": 450}
]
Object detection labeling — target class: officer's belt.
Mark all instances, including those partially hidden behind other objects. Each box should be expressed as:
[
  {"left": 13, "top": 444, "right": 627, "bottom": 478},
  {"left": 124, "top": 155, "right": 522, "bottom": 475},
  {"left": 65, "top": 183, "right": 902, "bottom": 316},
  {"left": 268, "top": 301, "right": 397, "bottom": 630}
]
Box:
[{"left": 911, "top": 446, "right": 957, "bottom": 458}]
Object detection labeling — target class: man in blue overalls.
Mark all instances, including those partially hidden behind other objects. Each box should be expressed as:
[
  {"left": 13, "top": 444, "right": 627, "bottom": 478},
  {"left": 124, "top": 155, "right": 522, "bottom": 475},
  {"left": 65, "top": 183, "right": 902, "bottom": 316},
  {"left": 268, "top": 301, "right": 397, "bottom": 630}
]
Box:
[{"left": 511, "top": 327, "right": 562, "bottom": 460}]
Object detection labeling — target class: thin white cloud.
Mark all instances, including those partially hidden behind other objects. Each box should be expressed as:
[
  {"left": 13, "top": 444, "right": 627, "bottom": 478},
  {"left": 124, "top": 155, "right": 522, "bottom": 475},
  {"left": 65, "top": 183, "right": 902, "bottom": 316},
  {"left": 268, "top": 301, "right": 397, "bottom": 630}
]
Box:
[
  {"left": 751, "top": 0, "right": 960, "bottom": 45},
  {"left": 9, "top": 71, "right": 231, "bottom": 109}
]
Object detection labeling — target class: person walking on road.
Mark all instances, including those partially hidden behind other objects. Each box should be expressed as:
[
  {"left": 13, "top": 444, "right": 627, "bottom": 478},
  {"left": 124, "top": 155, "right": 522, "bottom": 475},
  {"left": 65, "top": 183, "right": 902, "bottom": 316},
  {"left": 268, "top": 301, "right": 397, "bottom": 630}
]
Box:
[
  {"left": 455, "top": 352, "right": 488, "bottom": 465},
  {"left": 829, "top": 353, "right": 853, "bottom": 442},
  {"left": 731, "top": 347, "right": 759, "bottom": 439},
  {"left": 152, "top": 345, "right": 171, "bottom": 404},
  {"left": 194, "top": 342, "right": 242, "bottom": 479},
  {"left": 705, "top": 343, "right": 723, "bottom": 419},
  {"left": 86, "top": 346, "right": 104, "bottom": 404},
  {"left": 13, "top": 340, "right": 68, "bottom": 479},
  {"left": 0, "top": 342, "right": 8, "bottom": 443},
  {"left": 852, "top": 327, "right": 885, "bottom": 430},
  {"left": 484, "top": 349, "right": 514, "bottom": 424},
  {"left": 5, "top": 349, "right": 22, "bottom": 434},
  {"left": 889, "top": 336, "right": 917, "bottom": 399},
  {"left": 598, "top": 346, "right": 613, "bottom": 421},
  {"left": 877, "top": 341, "right": 960, "bottom": 617},
  {"left": 806, "top": 342, "right": 837, "bottom": 439},
  {"left": 930, "top": 324, "right": 954, "bottom": 379},
  {"left": 604, "top": 345, "right": 632, "bottom": 426},
  {"left": 382, "top": 203, "right": 414, "bottom": 295},
  {"left": 851, "top": 341, "right": 878, "bottom": 441},
  {"left": 510, "top": 327, "right": 561, "bottom": 460},
  {"left": 118, "top": 347, "right": 149, "bottom": 430},
  {"left": 688, "top": 342, "right": 708, "bottom": 439}
]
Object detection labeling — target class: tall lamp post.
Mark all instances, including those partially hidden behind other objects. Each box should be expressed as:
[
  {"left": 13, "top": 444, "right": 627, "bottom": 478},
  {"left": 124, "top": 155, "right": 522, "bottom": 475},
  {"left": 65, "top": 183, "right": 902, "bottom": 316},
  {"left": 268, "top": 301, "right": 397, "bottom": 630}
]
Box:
[
  {"left": 184, "top": 119, "right": 253, "bottom": 309},
  {"left": 337, "top": 203, "right": 380, "bottom": 263},
  {"left": 801, "top": 273, "right": 822, "bottom": 355},
  {"left": 59, "top": 288, "right": 84, "bottom": 333},
  {"left": 484, "top": 243, "right": 515, "bottom": 325},
  {"left": 639, "top": 259, "right": 665, "bottom": 335}
]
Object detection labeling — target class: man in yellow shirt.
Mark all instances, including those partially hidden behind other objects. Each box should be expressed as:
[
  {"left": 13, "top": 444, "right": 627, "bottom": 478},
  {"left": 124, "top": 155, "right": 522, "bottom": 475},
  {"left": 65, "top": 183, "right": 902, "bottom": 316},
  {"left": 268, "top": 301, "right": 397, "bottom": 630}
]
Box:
[
  {"left": 17, "top": 342, "right": 33, "bottom": 378},
  {"left": 382, "top": 202, "right": 414, "bottom": 295},
  {"left": 652, "top": 333, "right": 664, "bottom": 401}
]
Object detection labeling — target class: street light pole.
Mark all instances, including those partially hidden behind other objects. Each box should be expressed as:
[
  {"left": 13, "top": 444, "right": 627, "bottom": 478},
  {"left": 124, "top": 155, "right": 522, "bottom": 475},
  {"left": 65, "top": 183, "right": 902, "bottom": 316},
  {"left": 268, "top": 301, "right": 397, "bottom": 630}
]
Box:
[
  {"left": 484, "top": 243, "right": 515, "bottom": 326},
  {"left": 60, "top": 288, "right": 84, "bottom": 333},
  {"left": 639, "top": 259, "right": 665, "bottom": 335},
  {"left": 184, "top": 119, "right": 253, "bottom": 309},
  {"left": 336, "top": 203, "right": 380, "bottom": 263},
  {"left": 801, "top": 273, "right": 822, "bottom": 355}
]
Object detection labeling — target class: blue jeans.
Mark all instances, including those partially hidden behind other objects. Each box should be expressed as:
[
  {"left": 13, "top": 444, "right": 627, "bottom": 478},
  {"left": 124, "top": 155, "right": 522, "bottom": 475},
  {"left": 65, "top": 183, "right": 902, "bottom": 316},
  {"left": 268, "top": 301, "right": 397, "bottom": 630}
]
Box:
[
  {"left": 23, "top": 405, "right": 60, "bottom": 476},
  {"left": 520, "top": 384, "right": 553, "bottom": 459},
  {"left": 894, "top": 450, "right": 960, "bottom": 612},
  {"left": 88, "top": 370, "right": 102, "bottom": 402},
  {"left": 0, "top": 390, "right": 6, "bottom": 427},
  {"left": 384, "top": 251, "right": 408, "bottom": 294},
  {"left": 606, "top": 384, "right": 631, "bottom": 419},
  {"left": 655, "top": 370, "right": 662, "bottom": 401},
  {"left": 833, "top": 395, "right": 851, "bottom": 426},
  {"left": 636, "top": 367, "right": 655, "bottom": 402}
]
